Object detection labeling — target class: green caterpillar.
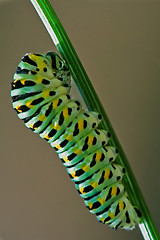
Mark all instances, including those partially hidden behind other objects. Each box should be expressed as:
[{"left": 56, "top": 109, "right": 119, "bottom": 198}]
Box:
[{"left": 10, "top": 52, "right": 142, "bottom": 230}]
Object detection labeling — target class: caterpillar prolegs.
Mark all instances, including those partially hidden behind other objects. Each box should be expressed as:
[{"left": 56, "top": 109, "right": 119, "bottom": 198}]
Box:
[{"left": 10, "top": 52, "right": 142, "bottom": 230}]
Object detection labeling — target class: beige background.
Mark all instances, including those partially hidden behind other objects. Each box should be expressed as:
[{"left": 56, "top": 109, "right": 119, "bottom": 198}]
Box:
[{"left": 1, "top": 0, "right": 160, "bottom": 239}]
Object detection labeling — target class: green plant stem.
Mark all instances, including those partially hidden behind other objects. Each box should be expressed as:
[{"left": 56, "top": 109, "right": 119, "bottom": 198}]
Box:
[{"left": 30, "top": 1, "right": 159, "bottom": 239}]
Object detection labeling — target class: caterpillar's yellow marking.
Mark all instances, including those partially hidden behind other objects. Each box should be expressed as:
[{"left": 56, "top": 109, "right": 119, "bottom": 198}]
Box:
[
  {"left": 104, "top": 169, "right": 110, "bottom": 179},
  {"left": 42, "top": 90, "right": 50, "bottom": 98},
  {"left": 88, "top": 135, "right": 94, "bottom": 145},
  {"left": 71, "top": 171, "right": 76, "bottom": 178},
  {"left": 79, "top": 187, "right": 84, "bottom": 194},
  {"left": 111, "top": 186, "right": 117, "bottom": 196},
  {"left": 44, "top": 135, "right": 52, "bottom": 140},
  {"left": 82, "top": 165, "right": 90, "bottom": 172},
  {"left": 74, "top": 148, "right": 82, "bottom": 155},
  {"left": 96, "top": 152, "right": 102, "bottom": 162},
  {"left": 119, "top": 201, "right": 125, "bottom": 210},
  {"left": 109, "top": 212, "right": 115, "bottom": 219},
  {"left": 90, "top": 181, "right": 98, "bottom": 189},
  {"left": 29, "top": 124, "right": 34, "bottom": 129},
  {"left": 16, "top": 105, "right": 22, "bottom": 112},
  {"left": 65, "top": 135, "right": 73, "bottom": 141},
  {"left": 26, "top": 101, "right": 34, "bottom": 108},
  {"left": 78, "top": 119, "right": 84, "bottom": 130},
  {"left": 37, "top": 76, "right": 44, "bottom": 84},
  {"left": 88, "top": 202, "right": 93, "bottom": 209},
  {"left": 29, "top": 53, "right": 37, "bottom": 60},
  {"left": 53, "top": 124, "right": 61, "bottom": 130},
  {"left": 63, "top": 108, "right": 69, "bottom": 119},
  {"left": 39, "top": 115, "right": 46, "bottom": 121},
  {"left": 63, "top": 156, "right": 69, "bottom": 162},
  {"left": 55, "top": 144, "right": 61, "bottom": 150},
  {"left": 98, "top": 197, "right": 105, "bottom": 205},
  {"left": 100, "top": 217, "right": 105, "bottom": 222},
  {"left": 52, "top": 99, "right": 59, "bottom": 108},
  {"left": 29, "top": 54, "right": 46, "bottom": 70},
  {"left": 13, "top": 80, "right": 18, "bottom": 87},
  {"left": 21, "top": 80, "right": 25, "bottom": 85}
]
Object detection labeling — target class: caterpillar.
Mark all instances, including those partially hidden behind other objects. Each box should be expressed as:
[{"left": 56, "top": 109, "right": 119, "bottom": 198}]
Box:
[{"left": 10, "top": 52, "right": 142, "bottom": 230}]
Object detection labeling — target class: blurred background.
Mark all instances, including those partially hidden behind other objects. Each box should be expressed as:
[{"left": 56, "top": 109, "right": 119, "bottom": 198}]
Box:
[{"left": 0, "top": 0, "right": 160, "bottom": 239}]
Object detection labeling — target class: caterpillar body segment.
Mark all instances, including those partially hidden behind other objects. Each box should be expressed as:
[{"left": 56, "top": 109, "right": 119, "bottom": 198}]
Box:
[{"left": 11, "top": 52, "right": 142, "bottom": 230}]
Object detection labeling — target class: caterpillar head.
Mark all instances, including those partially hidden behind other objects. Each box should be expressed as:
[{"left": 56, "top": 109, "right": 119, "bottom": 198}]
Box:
[{"left": 46, "top": 51, "right": 69, "bottom": 71}]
